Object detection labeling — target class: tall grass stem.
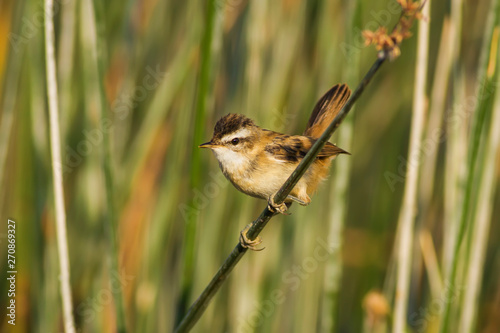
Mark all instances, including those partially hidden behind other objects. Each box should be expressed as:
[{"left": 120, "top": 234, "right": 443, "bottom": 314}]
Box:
[
  {"left": 0, "top": 1, "right": 25, "bottom": 214},
  {"left": 393, "top": 1, "right": 430, "bottom": 331},
  {"left": 177, "top": 0, "right": 219, "bottom": 325},
  {"left": 44, "top": 0, "right": 76, "bottom": 331},
  {"left": 321, "top": 1, "right": 361, "bottom": 330},
  {"left": 89, "top": 0, "right": 128, "bottom": 331},
  {"left": 459, "top": 29, "right": 500, "bottom": 331},
  {"left": 440, "top": 0, "right": 500, "bottom": 331}
]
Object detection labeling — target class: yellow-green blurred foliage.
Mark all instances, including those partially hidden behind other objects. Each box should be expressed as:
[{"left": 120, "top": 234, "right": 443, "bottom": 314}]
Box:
[{"left": 0, "top": 0, "right": 499, "bottom": 332}]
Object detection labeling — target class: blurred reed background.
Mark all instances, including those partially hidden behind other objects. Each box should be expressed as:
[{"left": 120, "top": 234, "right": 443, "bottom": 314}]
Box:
[{"left": 0, "top": 0, "right": 499, "bottom": 332}]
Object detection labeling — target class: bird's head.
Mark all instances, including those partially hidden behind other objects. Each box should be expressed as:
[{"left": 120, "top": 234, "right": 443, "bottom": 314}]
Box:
[{"left": 199, "top": 114, "right": 261, "bottom": 172}]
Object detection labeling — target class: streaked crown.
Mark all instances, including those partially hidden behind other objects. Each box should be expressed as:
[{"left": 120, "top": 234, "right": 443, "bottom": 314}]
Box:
[
  {"left": 199, "top": 113, "right": 259, "bottom": 150},
  {"left": 213, "top": 114, "right": 255, "bottom": 141}
]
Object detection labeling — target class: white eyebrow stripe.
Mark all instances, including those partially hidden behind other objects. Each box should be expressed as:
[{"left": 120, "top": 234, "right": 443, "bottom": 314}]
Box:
[{"left": 221, "top": 128, "right": 252, "bottom": 142}]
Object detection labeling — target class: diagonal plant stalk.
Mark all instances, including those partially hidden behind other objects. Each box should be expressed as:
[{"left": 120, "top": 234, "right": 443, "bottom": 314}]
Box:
[
  {"left": 44, "top": 0, "right": 76, "bottom": 332},
  {"left": 174, "top": 55, "right": 386, "bottom": 333}
]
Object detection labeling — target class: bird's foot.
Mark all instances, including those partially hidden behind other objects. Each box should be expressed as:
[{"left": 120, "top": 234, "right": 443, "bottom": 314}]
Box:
[
  {"left": 267, "top": 194, "right": 290, "bottom": 215},
  {"left": 239, "top": 224, "right": 265, "bottom": 251}
]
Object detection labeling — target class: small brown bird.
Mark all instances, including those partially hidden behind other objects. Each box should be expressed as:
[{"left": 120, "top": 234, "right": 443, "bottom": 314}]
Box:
[{"left": 200, "top": 84, "right": 351, "bottom": 249}]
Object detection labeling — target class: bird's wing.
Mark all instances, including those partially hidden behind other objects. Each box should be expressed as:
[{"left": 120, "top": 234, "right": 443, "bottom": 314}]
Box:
[{"left": 265, "top": 135, "right": 349, "bottom": 163}]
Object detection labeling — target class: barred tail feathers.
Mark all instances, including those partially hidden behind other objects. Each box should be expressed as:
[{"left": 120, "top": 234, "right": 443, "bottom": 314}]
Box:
[{"left": 303, "top": 84, "right": 351, "bottom": 138}]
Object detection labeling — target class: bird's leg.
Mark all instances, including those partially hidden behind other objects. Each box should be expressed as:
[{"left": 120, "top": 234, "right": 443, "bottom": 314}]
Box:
[{"left": 239, "top": 223, "right": 265, "bottom": 251}]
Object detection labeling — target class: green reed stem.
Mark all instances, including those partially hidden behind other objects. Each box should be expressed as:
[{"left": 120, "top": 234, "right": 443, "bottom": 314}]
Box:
[
  {"left": 393, "top": 1, "right": 430, "bottom": 330},
  {"left": 90, "top": 0, "right": 127, "bottom": 331},
  {"left": 439, "top": 0, "right": 500, "bottom": 331},
  {"left": 176, "top": 0, "right": 219, "bottom": 326},
  {"left": 321, "top": 1, "right": 361, "bottom": 329},
  {"left": 44, "top": 0, "right": 76, "bottom": 331}
]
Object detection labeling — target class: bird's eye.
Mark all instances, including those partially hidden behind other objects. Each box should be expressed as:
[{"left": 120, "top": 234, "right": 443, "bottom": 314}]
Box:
[{"left": 231, "top": 138, "right": 240, "bottom": 145}]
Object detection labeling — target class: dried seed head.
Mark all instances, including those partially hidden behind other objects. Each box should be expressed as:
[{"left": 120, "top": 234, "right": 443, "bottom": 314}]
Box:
[{"left": 363, "top": 0, "right": 425, "bottom": 60}]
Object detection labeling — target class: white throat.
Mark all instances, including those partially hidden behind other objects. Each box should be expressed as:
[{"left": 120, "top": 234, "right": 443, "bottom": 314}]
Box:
[{"left": 211, "top": 147, "right": 250, "bottom": 176}]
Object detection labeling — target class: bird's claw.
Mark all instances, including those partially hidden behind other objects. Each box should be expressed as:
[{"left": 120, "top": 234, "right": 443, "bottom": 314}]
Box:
[
  {"left": 268, "top": 195, "right": 290, "bottom": 215},
  {"left": 239, "top": 224, "right": 265, "bottom": 251}
]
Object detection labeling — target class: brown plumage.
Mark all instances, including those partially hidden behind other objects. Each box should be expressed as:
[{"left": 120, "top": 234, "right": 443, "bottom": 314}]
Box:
[
  {"left": 264, "top": 135, "right": 348, "bottom": 163},
  {"left": 304, "top": 83, "right": 351, "bottom": 138},
  {"left": 200, "top": 83, "right": 352, "bottom": 212}
]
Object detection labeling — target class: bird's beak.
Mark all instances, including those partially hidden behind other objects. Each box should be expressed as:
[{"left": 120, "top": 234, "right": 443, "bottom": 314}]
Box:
[{"left": 199, "top": 141, "right": 215, "bottom": 148}]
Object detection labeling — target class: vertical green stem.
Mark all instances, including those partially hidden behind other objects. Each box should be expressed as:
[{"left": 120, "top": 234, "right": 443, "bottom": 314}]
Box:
[
  {"left": 90, "top": 0, "right": 127, "bottom": 331},
  {"left": 443, "top": 0, "right": 464, "bottom": 278},
  {"left": 393, "top": 1, "right": 430, "bottom": 331},
  {"left": 321, "top": 1, "right": 362, "bottom": 331},
  {"left": 459, "top": 29, "right": 499, "bottom": 332},
  {"left": 439, "top": 0, "right": 500, "bottom": 331},
  {"left": 176, "top": 0, "right": 219, "bottom": 325},
  {"left": 0, "top": 1, "right": 25, "bottom": 206},
  {"left": 44, "top": 0, "right": 76, "bottom": 331}
]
